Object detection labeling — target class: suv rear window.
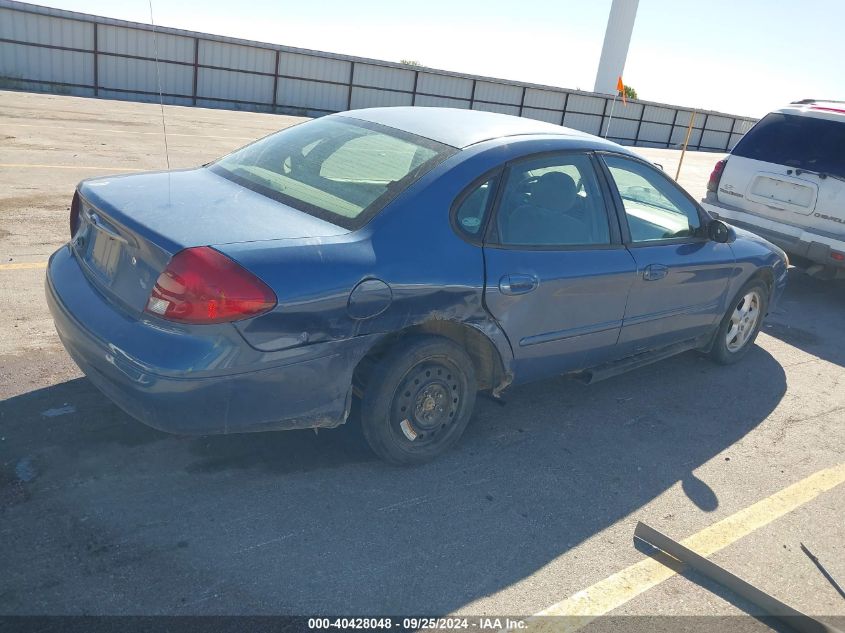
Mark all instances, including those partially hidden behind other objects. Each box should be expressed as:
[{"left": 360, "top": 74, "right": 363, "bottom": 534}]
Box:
[
  {"left": 210, "top": 116, "right": 456, "bottom": 230},
  {"left": 732, "top": 112, "right": 845, "bottom": 178}
]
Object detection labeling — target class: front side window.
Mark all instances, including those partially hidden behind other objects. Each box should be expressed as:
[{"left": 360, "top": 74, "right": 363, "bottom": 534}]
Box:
[
  {"left": 495, "top": 153, "right": 611, "bottom": 247},
  {"left": 602, "top": 154, "right": 701, "bottom": 242},
  {"left": 732, "top": 112, "right": 845, "bottom": 178},
  {"left": 210, "top": 116, "right": 456, "bottom": 230}
]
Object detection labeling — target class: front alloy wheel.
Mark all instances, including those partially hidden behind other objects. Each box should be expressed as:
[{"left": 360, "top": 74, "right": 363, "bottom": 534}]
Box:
[
  {"left": 725, "top": 290, "right": 762, "bottom": 353},
  {"left": 710, "top": 280, "right": 768, "bottom": 365}
]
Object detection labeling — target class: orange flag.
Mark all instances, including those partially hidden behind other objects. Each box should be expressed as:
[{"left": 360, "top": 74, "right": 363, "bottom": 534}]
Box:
[{"left": 617, "top": 76, "right": 627, "bottom": 105}]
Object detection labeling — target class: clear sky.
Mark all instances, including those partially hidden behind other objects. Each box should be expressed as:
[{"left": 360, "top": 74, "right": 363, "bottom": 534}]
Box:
[{"left": 34, "top": 0, "right": 842, "bottom": 117}]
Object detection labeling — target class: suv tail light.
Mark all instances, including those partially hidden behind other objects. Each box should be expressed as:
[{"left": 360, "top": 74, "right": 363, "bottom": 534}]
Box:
[
  {"left": 70, "top": 191, "right": 81, "bottom": 238},
  {"left": 145, "top": 247, "right": 277, "bottom": 324},
  {"left": 707, "top": 159, "right": 727, "bottom": 193}
]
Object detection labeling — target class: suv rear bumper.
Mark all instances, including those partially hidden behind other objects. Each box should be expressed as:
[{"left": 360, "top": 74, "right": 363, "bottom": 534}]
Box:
[{"left": 701, "top": 194, "right": 845, "bottom": 270}]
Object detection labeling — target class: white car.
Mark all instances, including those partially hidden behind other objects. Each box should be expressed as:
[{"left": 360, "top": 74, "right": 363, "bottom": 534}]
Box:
[{"left": 701, "top": 100, "right": 845, "bottom": 278}]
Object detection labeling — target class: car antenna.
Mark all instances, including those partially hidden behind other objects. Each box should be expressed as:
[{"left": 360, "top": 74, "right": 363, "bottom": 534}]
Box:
[{"left": 147, "top": 0, "right": 171, "bottom": 170}]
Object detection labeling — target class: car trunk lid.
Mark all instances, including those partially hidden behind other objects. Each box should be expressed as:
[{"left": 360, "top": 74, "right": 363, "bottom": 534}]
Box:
[{"left": 73, "top": 167, "right": 347, "bottom": 314}]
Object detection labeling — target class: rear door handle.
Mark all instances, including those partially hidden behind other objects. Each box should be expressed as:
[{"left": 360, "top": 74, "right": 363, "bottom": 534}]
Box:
[
  {"left": 499, "top": 273, "right": 539, "bottom": 295},
  {"left": 643, "top": 264, "right": 669, "bottom": 281}
]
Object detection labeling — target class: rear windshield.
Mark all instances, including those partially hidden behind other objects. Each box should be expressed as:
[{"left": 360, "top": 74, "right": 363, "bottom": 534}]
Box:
[
  {"left": 209, "top": 116, "right": 456, "bottom": 230},
  {"left": 732, "top": 112, "right": 845, "bottom": 178}
]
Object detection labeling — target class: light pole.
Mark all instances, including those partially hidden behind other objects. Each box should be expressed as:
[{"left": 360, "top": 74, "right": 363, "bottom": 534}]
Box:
[{"left": 594, "top": 0, "right": 639, "bottom": 95}]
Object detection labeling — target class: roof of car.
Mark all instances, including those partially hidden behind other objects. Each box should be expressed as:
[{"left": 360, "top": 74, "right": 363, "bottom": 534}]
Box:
[{"left": 337, "top": 106, "right": 597, "bottom": 149}]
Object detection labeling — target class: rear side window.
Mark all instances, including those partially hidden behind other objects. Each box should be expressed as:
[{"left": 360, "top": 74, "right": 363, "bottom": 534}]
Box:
[
  {"left": 210, "top": 117, "right": 456, "bottom": 230},
  {"left": 454, "top": 176, "right": 498, "bottom": 237},
  {"left": 732, "top": 113, "right": 845, "bottom": 178}
]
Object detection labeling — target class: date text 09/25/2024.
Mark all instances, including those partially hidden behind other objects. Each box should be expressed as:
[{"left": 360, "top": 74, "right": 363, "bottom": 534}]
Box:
[{"left": 307, "top": 617, "right": 527, "bottom": 630}]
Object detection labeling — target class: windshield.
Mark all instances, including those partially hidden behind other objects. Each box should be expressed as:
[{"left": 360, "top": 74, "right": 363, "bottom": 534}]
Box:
[
  {"left": 209, "top": 116, "right": 456, "bottom": 230},
  {"left": 732, "top": 112, "right": 845, "bottom": 179}
]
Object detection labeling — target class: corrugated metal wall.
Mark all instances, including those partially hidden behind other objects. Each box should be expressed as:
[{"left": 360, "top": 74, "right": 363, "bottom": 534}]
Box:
[{"left": 0, "top": 0, "right": 758, "bottom": 150}]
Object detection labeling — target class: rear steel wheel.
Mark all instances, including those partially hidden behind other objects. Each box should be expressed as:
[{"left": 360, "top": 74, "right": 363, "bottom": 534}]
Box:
[
  {"left": 391, "top": 361, "right": 463, "bottom": 448},
  {"left": 360, "top": 336, "right": 477, "bottom": 465}
]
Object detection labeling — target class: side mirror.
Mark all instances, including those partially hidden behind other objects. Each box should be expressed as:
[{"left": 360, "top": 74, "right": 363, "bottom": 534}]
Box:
[{"left": 708, "top": 219, "right": 735, "bottom": 244}]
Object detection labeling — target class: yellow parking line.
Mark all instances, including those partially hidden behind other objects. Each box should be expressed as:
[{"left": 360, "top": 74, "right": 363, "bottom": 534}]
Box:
[
  {"left": 0, "top": 163, "right": 143, "bottom": 172},
  {"left": 0, "top": 261, "right": 48, "bottom": 271},
  {"left": 526, "top": 463, "right": 845, "bottom": 633}
]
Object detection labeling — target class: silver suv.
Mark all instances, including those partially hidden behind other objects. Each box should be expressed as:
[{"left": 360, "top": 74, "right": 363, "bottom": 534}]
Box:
[{"left": 701, "top": 100, "right": 845, "bottom": 278}]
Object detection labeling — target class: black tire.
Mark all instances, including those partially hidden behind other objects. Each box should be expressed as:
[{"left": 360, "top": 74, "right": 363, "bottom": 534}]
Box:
[
  {"left": 709, "top": 279, "right": 769, "bottom": 365},
  {"left": 360, "top": 335, "right": 477, "bottom": 465}
]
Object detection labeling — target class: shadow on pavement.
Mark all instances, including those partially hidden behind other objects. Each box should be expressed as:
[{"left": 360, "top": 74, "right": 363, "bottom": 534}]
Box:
[
  {"left": 0, "top": 345, "right": 786, "bottom": 615},
  {"left": 763, "top": 268, "right": 845, "bottom": 368}
]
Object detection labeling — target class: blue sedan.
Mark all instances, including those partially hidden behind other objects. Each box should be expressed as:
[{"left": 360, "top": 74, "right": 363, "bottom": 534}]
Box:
[{"left": 46, "top": 107, "right": 788, "bottom": 464}]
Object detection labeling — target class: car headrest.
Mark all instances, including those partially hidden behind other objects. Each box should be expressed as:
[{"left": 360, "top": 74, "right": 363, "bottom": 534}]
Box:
[{"left": 532, "top": 171, "right": 577, "bottom": 212}]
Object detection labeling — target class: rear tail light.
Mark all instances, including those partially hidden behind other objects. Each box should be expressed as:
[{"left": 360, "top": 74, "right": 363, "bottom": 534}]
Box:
[
  {"left": 70, "top": 191, "right": 81, "bottom": 238},
  {"left": 831, "top": 251, "right": 845, "bottom": 262},
  {"left": 707, "top": 158, "right": 727, "bottom": 193},
  {"left": 145, "top": 246, "right": 277, "bottom": 324}
]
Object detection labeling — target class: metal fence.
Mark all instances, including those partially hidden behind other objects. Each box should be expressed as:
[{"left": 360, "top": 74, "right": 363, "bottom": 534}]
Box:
[{"left": 0, "top": 0, "right": 757, "bottom": 151}]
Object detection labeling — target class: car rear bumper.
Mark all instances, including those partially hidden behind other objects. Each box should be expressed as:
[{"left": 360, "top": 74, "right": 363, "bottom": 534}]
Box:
[
  {"left": 46, "top": 245, "right": 377, "bottom": 435},
  {"left": 702, "top": 196, "right": 845, "bottom": 269}
]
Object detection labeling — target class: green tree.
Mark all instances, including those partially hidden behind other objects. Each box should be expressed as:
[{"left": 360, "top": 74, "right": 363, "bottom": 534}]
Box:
[{"left": 621, "top": 84, "right": 638, "bottom": 101}]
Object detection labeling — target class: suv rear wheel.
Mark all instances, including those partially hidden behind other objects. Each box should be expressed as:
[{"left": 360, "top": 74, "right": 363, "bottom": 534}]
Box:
[{"left": 360, "top": 335, "right": 477, "bottom": 465}]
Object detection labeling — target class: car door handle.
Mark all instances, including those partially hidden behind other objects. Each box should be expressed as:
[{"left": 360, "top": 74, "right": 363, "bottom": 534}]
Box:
[
  {"left": 499, "top": 274, "right": 539, "bottom": 295},
  {"left": 643, "top": 264, "right": 669, "bottom": 281}
]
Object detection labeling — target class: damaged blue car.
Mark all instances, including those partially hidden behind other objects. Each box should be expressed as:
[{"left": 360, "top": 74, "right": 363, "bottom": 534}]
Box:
[{"left": 46, "top": 107, "right": 788, "bottom": 464}]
